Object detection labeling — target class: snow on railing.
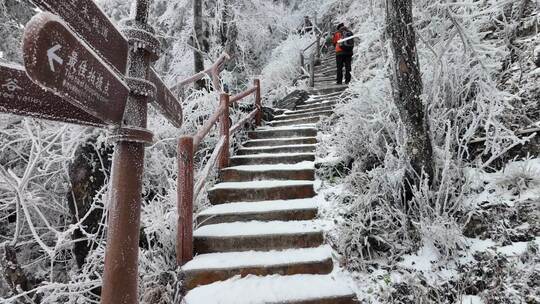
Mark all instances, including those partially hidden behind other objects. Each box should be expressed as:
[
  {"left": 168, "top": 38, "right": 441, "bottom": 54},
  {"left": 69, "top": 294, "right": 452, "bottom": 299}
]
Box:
[{"left": 176, "top": 56, "right": 262, "bottom": 265}]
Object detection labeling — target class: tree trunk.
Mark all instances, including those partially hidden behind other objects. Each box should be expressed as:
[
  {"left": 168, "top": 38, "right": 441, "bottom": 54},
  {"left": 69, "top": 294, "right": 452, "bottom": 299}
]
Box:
[
  {"left": 386, "top": 0, "right": 434, "bottom": 192},
  {"left": 67, "top": 138, "right": 112, "bottom": 268},
  {"left": 193, "top": 0, "right": 206, "bottom": 90},
  {"left": 0, "top": 243, "right": 40, "bottom": 303},
  {"left": 221, "top": 0, "right": 238, "bottom": 71}
]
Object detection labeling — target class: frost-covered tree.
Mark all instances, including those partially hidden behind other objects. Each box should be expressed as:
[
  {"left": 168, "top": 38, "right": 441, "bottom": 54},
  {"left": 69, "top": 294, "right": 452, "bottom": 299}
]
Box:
[{"left": 386, "top": 0, "right": 434, "bottom": 195}]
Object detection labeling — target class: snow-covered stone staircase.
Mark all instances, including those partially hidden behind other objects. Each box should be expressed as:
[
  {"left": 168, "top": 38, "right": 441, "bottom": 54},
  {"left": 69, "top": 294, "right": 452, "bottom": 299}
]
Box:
[{"left": 183, "top": 55, "right": 356, "bottom": 303}]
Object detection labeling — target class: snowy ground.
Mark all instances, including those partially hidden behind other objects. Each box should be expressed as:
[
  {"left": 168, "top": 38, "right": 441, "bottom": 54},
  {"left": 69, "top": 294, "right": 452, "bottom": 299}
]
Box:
[{"left": 315, "top": 142, "right": 540, "bottom": 303}]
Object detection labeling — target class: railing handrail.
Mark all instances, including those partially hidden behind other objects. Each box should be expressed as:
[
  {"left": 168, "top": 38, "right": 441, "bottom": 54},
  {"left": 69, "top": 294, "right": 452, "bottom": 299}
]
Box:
[
  {"left": 172, "top": 52, "right": 230, "bottom": 93},
  {"left": 302, "top": 40, "right": 318, "bottom": 53},
  {"left": 230, "top": 86, "right": 257, "bottom": 104},
  {"left": 193, "top": 103, "right": 227, "bottom": 149},
  {"left": 176, "top": 74, "right": 262, "bottom": 266},
  {"left": 300, "top": 32, "right": 325, "bottom": 87},
  {"left": 301, "top": 31, "right": 327, "bottom": 54}
]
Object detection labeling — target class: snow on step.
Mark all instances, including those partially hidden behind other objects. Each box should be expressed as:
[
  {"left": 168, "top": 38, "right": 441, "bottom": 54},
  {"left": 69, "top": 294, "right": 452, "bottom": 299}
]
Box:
[
  {"left": 244, "top": 136, "right": 317, "bottom": 147},
  {"left": 199, "top": 198, "right": 319, "bottom": 217},
  {"left": 226, "top": 161, "right": 314, "bottom": 172},
  {"left": 184, "top": 274, "right": 357, "bottom": 304},
  {"left": 273, "top": 112, "right": 328, "bottom": 119},
  {"left": 257, "top": 124, "right": 318, "bottom": 131},
  {"left": 183, "top": 245, "right": 332, "bottom": 272},
  {"left": 193, "top": 220, "right": 322, "bottom": 238},
  {"left": 247, "top": 136, "right": 315, "bottom": 142},
  {"left": 231, "top": 152, "right": 315, "bottom": 159},
  {"left": 241, "top": 144, "right": 317, "bottom": 151},
  {"left": 267, "top": 117, "right": 321, "bottom": 127},
  {"left": 284, "top": 106, "right": 333, "bottom": 116},
  {"left": 210, "top": 180, "right": 314, "bottom": 190},
  {"left": 297, "top": 101, "right": 338, "bottom": 109}
]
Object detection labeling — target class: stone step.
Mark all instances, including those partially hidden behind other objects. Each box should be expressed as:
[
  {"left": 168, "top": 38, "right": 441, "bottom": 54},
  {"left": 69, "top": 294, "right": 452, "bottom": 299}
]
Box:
[
  {"left": 309, "top": 93, "right": 343, "bottom": 101},
  {"left": 316, "top": 77, "right": 338, "bottom": 81},
  {"left": 184, "top": 274, "right": 358, "bottom": 304},
  {"left": 221, "top": 164, "right": 315, "bottom": 182},
  {"left": 296, "top": 101, "right": 337, "bottom": 111},
  {"left": 237, "top": 144, "right": 317, "bottom": 155},
  {"left": 268, "top": 116, "right": 321, "bottom": 127},
  {"left": 274, "top": 110, "right": 333, "bottom": 121},
  {"left": 284, "top": 105, "right": 334, "bottom": 116},
  {"left": 308, "top": 85, "right": 348, "bottom": 95},
  {"left": 317, "top": 81, "right": 341, "bottom": 86},
  {"left": 314, "top": 74, "right": 335, "bottom": 80},
  {"left": 305, "top": 92, "right": 344, "bottom": 102},
  {"left": 315, "top": 65, "right": 335, "bottom": 71},
  {"left": 243, "top": 137, "right": 318, "bottom": 147},
  {"left": 193, "top": 220, "right": 324, "bottom": 254},
  {"left": 248, "top": 127, "right": 317, "bottom": 139},
  {"left": 182, "top": 246, "right": 333, "bottom": 290},
  {"left": 314, "top": 71, "right": 335, "bottom": 77},
  {"left": 196, "top": 198, "right": 319, "bottom": 226},
  {"left": 230, "top": 153, "right": 315, "bottom": 166},
  {"left": 207, "top": 180, "right": 316, "bottom": 204},
  {"left": 316, "top": 78, "right": 337, "bottom": 83},
  {"left": 318, "top": 61, "right": 335, "bottom": 66},
  {"left": 314, "top": 72, "right": 335, "bottom": 77}
]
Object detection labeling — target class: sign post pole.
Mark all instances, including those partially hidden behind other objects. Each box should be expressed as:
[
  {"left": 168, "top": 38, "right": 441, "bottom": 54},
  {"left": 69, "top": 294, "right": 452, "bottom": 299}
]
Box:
[{"left": 100, "top": 1, "right": 158, "bottom": 303}]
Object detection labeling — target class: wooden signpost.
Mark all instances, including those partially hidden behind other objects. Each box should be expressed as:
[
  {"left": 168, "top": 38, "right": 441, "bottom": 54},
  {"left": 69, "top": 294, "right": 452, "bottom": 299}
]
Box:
[
  {"left": 149, "top": 68, "right": 183, "bottom": 127},
  {"left": 0, "top": 1, "right": 181, "bottom": 303},
  {"left": 31, "top": 0, "right": 184, "bottom": 128},
  {"left": 0, "top": 63, "right": 104, "bottom": 127},
  {"left": 31, "top": 0, "right": 129, "bottom": 74},
  {"left": 22, "top": 13, "right": 130, "bottom": 125}
]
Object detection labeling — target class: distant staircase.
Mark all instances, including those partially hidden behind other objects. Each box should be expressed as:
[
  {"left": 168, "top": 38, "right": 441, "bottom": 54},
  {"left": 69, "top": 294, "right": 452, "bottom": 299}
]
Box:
[{"left": 182, "top": 54, "right": 356, "bottom": 304}]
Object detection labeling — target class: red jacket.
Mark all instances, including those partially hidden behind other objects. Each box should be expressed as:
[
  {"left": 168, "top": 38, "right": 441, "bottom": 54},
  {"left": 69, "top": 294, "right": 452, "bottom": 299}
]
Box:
[{"left": 333, "top": 31, "right": 344, "bottom": 53}]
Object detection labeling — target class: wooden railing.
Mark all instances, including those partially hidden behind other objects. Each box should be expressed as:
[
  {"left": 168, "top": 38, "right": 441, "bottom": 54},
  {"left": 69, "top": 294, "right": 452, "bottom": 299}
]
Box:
[
  {"left": 172, "top": 53, "right": 230, "bottom": 95},
  {"left": 300, "top": 32, "right": 326, "bottom": 88},
  {"left": 175, "top": 56, "right": 262, "bottom": 265}
]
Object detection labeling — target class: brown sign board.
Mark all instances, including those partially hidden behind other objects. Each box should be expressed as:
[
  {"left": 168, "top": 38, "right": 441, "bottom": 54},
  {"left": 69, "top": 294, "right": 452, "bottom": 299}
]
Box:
[
  {"left": 23, "top": 13, "right": 129, "bottom": 125},
  {"left": 30, "top": 0, "right": 128, "bottom": 74},
  {"left": 149, "top": 69, "right": 183, "bottom": 128},
  {"left": 30, "top": 1, "right": 183, "bottom": 128},
  {"left": 0, "top": 63, "right": 105, "bottom": 127}
]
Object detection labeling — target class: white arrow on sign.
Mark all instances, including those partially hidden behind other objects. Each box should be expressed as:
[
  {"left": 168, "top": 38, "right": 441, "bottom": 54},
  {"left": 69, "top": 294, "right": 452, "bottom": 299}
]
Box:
[{"left": 47, "top": 44, "right": 63, "bottom": 72}]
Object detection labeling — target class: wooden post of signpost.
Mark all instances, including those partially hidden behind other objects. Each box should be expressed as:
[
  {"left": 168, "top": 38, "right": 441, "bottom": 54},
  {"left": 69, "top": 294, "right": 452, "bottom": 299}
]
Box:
[
  {"left": 177, "top": 136, "right": 194, "bottom": 265},
  {"left": 19, "top": 0, "right": 184, "bottom": 300},
  {"left": 101, "top": 1, "right": 157, "bottom": 303},
  {"left": 254, "top": 79, "right": 262, "bottom": 126},
  {"left": 219, "top": 93, "right": 230, "bottom": 169}
]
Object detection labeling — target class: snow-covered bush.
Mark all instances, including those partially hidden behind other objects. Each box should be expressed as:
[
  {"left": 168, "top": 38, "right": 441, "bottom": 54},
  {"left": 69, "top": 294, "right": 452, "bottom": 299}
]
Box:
[{"left": 318, "top": 0, "right": 539, "bottom": 272}]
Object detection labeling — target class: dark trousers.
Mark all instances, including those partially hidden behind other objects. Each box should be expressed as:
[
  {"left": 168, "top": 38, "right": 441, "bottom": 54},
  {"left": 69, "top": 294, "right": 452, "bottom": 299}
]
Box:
[{"left": 336, "top": 53, "right": 352, "bottom": 84}]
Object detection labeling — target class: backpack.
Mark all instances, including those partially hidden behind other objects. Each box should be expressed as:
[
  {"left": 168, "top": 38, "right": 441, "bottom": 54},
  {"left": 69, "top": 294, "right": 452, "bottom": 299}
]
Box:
[{"left": 340, "top": 30, "right": 354, "bottom": 52}]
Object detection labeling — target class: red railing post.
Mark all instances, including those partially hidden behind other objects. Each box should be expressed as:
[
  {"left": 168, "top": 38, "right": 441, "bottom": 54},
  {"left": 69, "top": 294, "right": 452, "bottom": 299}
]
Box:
[
  {"left": 254, "top": 79, "right": 262, "bottom": 126},
  {"left": 219, "top": 94, "right": 230, "bottom": 169},
  {"left": 177, "top": 136, "right": 194, "bottom": 266}
]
